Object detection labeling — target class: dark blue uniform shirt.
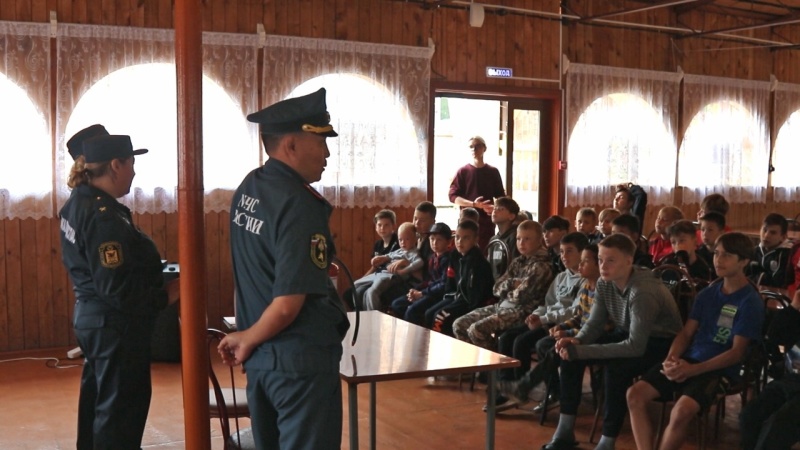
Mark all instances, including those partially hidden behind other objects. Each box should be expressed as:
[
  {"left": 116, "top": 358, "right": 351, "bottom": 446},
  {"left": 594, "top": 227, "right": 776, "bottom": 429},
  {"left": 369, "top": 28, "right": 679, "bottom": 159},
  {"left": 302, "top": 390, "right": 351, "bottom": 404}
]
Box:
[
  {"left": 230, "top": 158, "right": 348, "bottom": 373},
  {"left": 59, "top": 184, "right": 166, "bottom": 316}
]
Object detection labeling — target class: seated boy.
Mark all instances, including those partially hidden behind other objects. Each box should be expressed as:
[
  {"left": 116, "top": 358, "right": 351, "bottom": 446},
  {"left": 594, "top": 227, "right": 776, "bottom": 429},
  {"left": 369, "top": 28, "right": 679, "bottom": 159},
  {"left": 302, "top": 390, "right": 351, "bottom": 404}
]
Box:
[
  {"left": 488, "top": 197, "right": 522, "bottom": 279},
  {"left": 576, "top": 207, "right": 603, "bottom": 245},
  {"left": 696, "top": 211, "right": 725, "bottom": 278},
  {"left": 500, "top": 244, "right": 607, "bottom": 409},
  {"left": 497, "top": 232, "right": 587, "bottom": 377},
  {"left": 390, "top": 222, "right": 452, "bottom": 325},
  {"left": 627, "top": 232, "right": 764, "bottom": 450},
  {"left": 453, "top": 220, "right": 555, "bottom": 350},
  {"left": 695, "top": 193, "right": 731, "bottom": 246},
  {"left": 660, "top": 219, "right": 712, "bottom": 281},
  {"left": 749, "top": 212, "right": 793, "bottom": 289},
  {"left": 543, "top": 215, "right": 570, "bottom": 274},
  {"left": 611, "top": 213, "right": 653, "bottom": 269},
  {"left": 460, "top": 207, "right": 480, "bottom": 225},
  {"left": 425, "top": 220, "right": 494, "bottom": 336},
  {"left": 740, "top": 290, "right": 800, "bottom": 450},
  {"left": 649, "top": 206, "right": 684, "bottom": 266},
  {"left": 542, "top": 234, "right": 682, "bottom": 450},
  {"left": 365, "top": 209, "right": 399, "bottom": 274},
  {"left": 598, "top": 208, "right": 621, "bottom": 239},
  {"left": 413, "top": 201, "right": 437, "bottom": 264},
  {"left": 353, "top": 222, "right": 423, "bottom": 311}
]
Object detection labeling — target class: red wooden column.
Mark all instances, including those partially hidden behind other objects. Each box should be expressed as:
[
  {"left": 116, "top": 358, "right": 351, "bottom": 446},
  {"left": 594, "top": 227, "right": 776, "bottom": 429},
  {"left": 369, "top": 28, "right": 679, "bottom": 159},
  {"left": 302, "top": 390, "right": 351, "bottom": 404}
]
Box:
[{"left": 174, "top": 0, "right": 210, "bottom": 448}]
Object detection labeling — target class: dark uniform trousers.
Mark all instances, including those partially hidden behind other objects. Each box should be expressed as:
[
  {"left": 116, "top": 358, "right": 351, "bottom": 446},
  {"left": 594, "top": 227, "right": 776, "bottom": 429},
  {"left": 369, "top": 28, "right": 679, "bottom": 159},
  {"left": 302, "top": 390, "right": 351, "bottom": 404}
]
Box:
[
  {"left": 246, "top": 345, "right": 343, "bottom": 450},
  {"left": 74, "top": 300, "right": 155, "bottom": 450}
]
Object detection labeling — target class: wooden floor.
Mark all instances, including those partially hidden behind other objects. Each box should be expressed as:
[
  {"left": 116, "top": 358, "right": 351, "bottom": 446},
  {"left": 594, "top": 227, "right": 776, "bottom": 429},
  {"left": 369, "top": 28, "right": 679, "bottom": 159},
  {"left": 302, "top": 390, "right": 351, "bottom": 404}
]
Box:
[{"left": 0, "top": 347, "right": 746, "bottom": 450}]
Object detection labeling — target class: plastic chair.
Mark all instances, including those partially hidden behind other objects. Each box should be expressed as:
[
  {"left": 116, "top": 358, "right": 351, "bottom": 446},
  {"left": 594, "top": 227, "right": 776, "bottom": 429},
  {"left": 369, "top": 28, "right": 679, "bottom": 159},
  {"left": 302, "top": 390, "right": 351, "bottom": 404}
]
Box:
[{"left": 207, "top": 328, "right": 253, "bottom": 450}]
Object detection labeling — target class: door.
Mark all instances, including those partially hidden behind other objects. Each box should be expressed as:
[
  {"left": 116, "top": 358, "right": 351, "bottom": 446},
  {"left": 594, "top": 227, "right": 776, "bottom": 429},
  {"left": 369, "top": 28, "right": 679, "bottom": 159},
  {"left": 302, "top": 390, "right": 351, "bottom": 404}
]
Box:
[{"left": 432, "top": 95, "right": 548, "bottom": 225}]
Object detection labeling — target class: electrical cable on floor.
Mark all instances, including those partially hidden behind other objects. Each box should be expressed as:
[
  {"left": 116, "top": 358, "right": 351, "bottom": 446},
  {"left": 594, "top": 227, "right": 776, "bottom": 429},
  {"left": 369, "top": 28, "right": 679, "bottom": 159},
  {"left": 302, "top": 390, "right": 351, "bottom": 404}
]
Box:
[{"left": 0, "top": 356, "right": 82, "bottom": 369}]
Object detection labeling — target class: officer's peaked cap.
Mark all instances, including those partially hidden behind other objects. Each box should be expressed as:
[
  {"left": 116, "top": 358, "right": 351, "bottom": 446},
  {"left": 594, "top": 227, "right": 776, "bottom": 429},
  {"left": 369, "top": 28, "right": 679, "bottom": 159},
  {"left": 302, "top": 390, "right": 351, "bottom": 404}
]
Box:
[
  {"left": 247, "top": 88, "right": 338, "bottom": 138},
  {"left": 67, "top": 124, "right": 109, "bottom": 161},
  {"left": 83, "top": 135, "right": 149, "bottom": 164}
]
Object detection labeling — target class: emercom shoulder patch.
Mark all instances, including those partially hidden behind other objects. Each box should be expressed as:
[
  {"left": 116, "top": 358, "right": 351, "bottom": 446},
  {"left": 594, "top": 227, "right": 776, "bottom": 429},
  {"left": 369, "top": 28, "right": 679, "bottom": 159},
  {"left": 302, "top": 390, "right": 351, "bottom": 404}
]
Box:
[
  {"left": 98, "top": 241, "right": 124, "bottom": 269},
  {"left": 310, "top": 234, "right": 327, "bottom": 269}
]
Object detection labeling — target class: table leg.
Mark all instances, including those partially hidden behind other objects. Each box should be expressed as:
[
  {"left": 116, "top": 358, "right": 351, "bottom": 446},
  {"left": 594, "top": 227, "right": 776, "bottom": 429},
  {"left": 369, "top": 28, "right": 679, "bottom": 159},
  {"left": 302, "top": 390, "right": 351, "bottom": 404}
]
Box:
[
  {"left": 486, "top": 370, "right": 496, "bottom": 450},
  {"left": 370, "top": 382, "right": 377, "bottom": 450},
  {"left": 349, "top": 382, "right": 359, "bottom": 450}
]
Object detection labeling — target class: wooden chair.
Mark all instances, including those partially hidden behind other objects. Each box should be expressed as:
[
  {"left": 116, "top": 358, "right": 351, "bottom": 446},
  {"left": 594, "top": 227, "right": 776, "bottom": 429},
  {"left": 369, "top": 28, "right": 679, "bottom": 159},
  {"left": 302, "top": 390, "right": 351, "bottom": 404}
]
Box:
[
  {"left": 652, "top": 263, "right": 708, "bottom": 324},
  {"left": 207, "top": 328, "right": 253, "bottom": 450}
]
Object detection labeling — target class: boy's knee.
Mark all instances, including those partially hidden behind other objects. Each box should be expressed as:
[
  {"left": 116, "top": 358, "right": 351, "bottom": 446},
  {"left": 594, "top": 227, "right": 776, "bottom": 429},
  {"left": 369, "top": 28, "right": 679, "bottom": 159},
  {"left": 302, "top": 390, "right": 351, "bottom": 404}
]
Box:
[
  {"left": 670, "top": 397, "right": 700, "bottom": 425},
  {"left": 626, "top": 382, "right": 653, "bottom": 408}
]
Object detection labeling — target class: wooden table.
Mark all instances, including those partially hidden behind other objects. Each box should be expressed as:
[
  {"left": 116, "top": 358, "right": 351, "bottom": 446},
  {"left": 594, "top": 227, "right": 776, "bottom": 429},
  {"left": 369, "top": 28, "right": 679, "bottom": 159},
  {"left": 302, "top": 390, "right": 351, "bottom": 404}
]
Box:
[{"left": 340, "top": 311, "right": 519, "bottom": 450}]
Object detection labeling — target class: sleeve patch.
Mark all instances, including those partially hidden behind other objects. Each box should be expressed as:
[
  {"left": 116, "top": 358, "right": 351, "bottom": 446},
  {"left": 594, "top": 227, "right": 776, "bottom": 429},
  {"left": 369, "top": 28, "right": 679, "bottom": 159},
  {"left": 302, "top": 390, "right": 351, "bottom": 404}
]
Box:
[
  {"left": 310, "top": 234, "right": 327, "bottom": 269},
  {"left": 98, "top": 241, "right": 124, "bottom": 269}
]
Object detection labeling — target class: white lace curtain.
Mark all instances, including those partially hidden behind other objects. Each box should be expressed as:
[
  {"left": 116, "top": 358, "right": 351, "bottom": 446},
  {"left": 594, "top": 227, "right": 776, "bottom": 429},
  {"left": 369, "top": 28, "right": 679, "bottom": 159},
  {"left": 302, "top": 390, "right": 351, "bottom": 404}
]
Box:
[
  {"left": 678, "top": 74, "right": 770, "bottom": 204},
  {"left": 261, "top": 35, "right": 433, "bottom": 208},
  {"left": 772, "top": 81, "right": 800, "bottom": 203},
  {"left": 565, "top": 63, "right": 681, "bottom": 208},
  {"left": 0, "top": 21, "right": 51, "bottom": 220},
  {"left": 55, "top": 24, "right": 259, "bottom": 215},
  {"left": 56, "top": 24, "right": 176, "bottom": 214}
]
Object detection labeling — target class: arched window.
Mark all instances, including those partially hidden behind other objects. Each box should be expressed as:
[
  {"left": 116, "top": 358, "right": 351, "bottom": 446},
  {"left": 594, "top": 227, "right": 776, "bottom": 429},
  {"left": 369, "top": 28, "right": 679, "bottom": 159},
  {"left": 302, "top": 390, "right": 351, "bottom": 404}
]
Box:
[
  {"left": 772, "top": 110, "right": 800, "bottom": 202},
  {"left": 678, "top": 100, "right": 769, "bottom": 203},
  {"left": 287, "top": 74, "right": 422, "bottom": 207},
  {"left": 0, "top": 21, "right": 51, "bottom": 220},
  {"left": 0, "top": 72, "right": 51, "bottom": 219},
  {"left": 63, "top": 63, "right": 258, "bottom": 213},
  {"left": 567, "top": 93, "right": 676, "bottom": 207}
]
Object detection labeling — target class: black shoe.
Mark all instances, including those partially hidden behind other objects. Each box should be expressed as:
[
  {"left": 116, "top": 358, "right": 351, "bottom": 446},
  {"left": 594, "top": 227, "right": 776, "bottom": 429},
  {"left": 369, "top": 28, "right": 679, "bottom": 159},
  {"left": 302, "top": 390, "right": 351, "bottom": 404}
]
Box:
[
  {"left": 541, "top": 438, "right": 578, "bottom": 450},
  {"left": 532, "top": 395, "right": 559, "bottom": 413}
]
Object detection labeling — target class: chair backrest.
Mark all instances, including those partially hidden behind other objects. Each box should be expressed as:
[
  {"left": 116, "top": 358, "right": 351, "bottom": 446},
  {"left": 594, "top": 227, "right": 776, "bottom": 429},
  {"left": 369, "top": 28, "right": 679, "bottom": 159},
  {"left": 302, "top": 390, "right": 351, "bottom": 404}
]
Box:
[
  {"left": 652, "top": 263, "right": 703, "bottom": 323},
  {"left": 207, "top": 328, "right": 244, "bottom": 450},
  {"left": 485, "top": 238, "right": 510, "bottom": 281}
]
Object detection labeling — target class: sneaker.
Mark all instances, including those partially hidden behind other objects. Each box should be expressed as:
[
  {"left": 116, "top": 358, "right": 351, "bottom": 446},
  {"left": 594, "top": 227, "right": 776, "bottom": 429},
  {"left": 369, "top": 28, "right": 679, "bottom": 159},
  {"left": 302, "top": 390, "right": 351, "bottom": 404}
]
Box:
[
  {"left": 482, "top": 394, "right": 518, "bottom": 412},
  {"left": 497, "top": 378, "right": 533, "bottom": 404}
]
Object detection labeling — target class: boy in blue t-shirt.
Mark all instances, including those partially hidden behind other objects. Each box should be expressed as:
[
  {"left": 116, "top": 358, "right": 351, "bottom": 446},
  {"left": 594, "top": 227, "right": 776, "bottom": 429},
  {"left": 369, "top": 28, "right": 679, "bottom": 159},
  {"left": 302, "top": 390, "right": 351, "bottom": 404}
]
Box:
[{"left": 627, "top": 232, "right": 764, "bottom": 450}]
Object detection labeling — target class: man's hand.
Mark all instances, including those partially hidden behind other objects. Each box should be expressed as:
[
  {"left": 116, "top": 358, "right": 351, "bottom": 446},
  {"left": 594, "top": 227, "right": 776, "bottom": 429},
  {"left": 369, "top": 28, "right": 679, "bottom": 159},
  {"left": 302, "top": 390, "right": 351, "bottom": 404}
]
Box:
[
  {"left": 473, "top": 196, "right": 494, "bottom": 214},
  {"left": 217, "top": 331, "right": 257, "bottom": 367}
]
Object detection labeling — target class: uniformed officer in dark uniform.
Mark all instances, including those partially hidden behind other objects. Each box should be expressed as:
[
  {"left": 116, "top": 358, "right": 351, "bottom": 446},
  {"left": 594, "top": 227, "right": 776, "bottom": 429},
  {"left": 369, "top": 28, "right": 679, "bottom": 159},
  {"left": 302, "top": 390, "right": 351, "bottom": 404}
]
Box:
[
  {"left": 218, "top": 88, "right": 349, "bottom": 450},
  {"left": 59, "top": 131, "right": 179, "bottom": 450}
]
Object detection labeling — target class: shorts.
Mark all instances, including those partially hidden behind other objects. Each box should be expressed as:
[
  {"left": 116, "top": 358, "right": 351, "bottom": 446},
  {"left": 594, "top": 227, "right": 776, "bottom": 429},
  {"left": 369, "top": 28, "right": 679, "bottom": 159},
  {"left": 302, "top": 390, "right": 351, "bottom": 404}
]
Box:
[{"left": 640, "top": 362, "right": 729, "bottom": 412}]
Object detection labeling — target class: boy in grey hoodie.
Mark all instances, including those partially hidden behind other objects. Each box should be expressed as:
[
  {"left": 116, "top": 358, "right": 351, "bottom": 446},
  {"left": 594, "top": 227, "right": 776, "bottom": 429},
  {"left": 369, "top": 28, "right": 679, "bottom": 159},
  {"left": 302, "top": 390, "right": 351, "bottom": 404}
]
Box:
[{"left": 541, "top": 234, "right": 682, "bottom": 450}]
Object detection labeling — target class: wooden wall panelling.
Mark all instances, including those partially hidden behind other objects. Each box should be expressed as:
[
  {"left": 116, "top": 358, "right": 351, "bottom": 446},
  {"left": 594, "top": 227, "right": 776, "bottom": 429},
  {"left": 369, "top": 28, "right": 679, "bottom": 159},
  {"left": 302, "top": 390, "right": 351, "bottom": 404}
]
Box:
[
  {"left": 31, "top": 0, "right": 46, "bottom": 22},
  {"left": 0, "top": 218, "right": 8, "bottom": 350},
  {"left": 34, "top": 216, "right": 54, "bottom": 348},
  {"left": 20, "top": 219, "right": 39, "bottom": 349},
  {"left": 50, "top": 216, "right": 70, "bottom": 347}
]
